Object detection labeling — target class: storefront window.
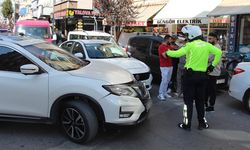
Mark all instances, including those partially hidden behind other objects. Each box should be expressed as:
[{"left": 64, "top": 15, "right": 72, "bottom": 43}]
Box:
[{"left": 239, "top": 15, "right": 250, "bottom": 46}]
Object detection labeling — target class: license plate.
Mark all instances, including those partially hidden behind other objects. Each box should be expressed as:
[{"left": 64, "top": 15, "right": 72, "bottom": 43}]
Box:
[{"left": 217, "top": 79, "right": 225, "bottom": 84}]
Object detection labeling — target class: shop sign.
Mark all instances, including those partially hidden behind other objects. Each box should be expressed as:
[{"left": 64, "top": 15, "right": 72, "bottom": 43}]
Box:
[
  {"left": 104, "top": 21, "right": 147, "bottom": 26},
  {"left": 126, "top": 21, "right": 147, "bottom": 26},
  {"left": 239, "top": 46, "right": 250, "bottom": 53},
  {"left": 154, "top": 18, "right": 207, "bottom": 24},
  {"left": 210, "top": 17, "right": 230, "bottom": 23},
  {"left": 54, "top": 9, "right": 104, "bottom": 19},
  {"left": 74, "top": 10, "right": 103, "bottom": 17},
  {"left": 228, "top": 15, "right": 237, "bottom": 52}
]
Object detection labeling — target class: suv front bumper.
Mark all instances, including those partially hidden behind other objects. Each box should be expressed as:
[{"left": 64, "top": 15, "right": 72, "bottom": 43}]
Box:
[{"left": 99, "top": 89, "right": 152, "bottom": 125}]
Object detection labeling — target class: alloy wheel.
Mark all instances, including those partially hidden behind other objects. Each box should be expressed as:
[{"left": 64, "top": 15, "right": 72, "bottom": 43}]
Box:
[{"left": 62, "top": 108, "right": 86, "bottom": 140}]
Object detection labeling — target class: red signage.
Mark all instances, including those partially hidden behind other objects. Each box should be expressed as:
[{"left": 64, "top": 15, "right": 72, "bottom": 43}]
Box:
[
  {"left": 210, "top": 17, "right": 230, "bottom": 23},
  {"left": 126, "top": 21, "right": 147, "bottom": 26}
]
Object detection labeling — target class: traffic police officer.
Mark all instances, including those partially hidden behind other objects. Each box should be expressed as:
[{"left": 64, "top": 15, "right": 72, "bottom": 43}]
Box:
[{"left": 163, "top": 25, "right": 222, "bottom": 130}]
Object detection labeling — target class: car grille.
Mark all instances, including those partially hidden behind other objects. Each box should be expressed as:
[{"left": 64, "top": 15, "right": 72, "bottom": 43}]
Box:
[
  {"left": 133, "top": 72, "right": 150, "bottom": 81},
  {"left": 131, "top": 81, "right": 150, "bottom": 106}
]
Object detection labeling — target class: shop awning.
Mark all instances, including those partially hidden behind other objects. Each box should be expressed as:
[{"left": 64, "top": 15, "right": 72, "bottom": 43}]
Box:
[
  {"left": 126, "top": 4, "right": 166, "bottom": 26},
  {"left": 208, "top": 0, "right": 250, "bottom": 16},
  {"left": 153, "top": 0, "right": 222, "bottom": 24}
]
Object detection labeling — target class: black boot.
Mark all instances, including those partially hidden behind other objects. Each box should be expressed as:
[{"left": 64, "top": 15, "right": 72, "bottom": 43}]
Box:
[
  {"left": 198, "top": 122, "right": 209, "bottom": 130},
  {"left": 205, "top": 106, "right": 214, "bottom": 112},
  {"left": 178, "top": 123, "right": 191, "bottom": 131}
]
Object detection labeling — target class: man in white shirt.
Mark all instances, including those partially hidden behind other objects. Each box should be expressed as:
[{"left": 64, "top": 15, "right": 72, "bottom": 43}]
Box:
[{"left": 205, "top": 32, "right": 222, "bottom": 112}]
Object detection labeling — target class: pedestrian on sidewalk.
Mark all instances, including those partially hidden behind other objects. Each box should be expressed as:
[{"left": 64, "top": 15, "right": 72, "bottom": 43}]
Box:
[
  {"left": 163, "top": 25, "right": 222, "bottom": 130},
  {"left": 157, "top": 34, "right": 173, "bottom": 101},
  {"left": 205, "top": 32, "right": 222, "bottom": 112}
]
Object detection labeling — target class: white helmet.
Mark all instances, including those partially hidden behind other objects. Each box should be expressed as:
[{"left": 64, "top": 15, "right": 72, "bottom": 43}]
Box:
[{"left": 181, "top": 25, "right": 202, "bottom": 40}]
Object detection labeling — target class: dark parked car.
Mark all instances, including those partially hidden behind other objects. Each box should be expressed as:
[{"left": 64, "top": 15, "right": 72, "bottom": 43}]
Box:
[
  {"left": 128, "top": 35, "right": 228, "bottom": 88},
  {"left": 127, "top": 35, "right": 164, "bottom": 81},
  {"left": 0, "top": 29, "right": 11, "bottom": 33}
]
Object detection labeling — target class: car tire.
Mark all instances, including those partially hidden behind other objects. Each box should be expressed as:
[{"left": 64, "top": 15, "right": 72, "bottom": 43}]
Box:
[
  {"left": 60, "top": 100, "right": 98, "bottom": 143},
  {"left": 243, "top": 91, "right": 250, "bottom": 113}
]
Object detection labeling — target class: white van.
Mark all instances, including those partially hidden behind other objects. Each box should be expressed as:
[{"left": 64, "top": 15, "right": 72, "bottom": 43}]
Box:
[{"left": 67, "top": 30, "right": 116, "bottom": 43}]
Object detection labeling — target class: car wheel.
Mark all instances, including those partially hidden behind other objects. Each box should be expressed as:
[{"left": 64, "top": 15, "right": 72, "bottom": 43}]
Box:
[
  {"left": 244, "top": 91, "right": 250, "bottom": 113},
  {"left": 60, "top": 101, "right": 98, "bottom": 143}
]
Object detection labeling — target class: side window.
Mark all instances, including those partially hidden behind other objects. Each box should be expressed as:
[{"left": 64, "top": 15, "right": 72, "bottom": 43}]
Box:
[
  {"left": 72, "top": 42, "right": 86, "bottom": 59},
  {"left": 151, "top": 40, "right": 161, "bottom": 56},
  {"left": 0, "top": 46, "right": 33, "bottom": 72},
  {"left": 61, "top": 41, "right": 74, "bottom": 52},
  {"left": 130, "top": 38, "right": 150, "bottom": 53}
]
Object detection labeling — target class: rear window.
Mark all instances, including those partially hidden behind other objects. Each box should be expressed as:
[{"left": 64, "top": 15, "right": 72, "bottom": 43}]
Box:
[
  {"left": 69, "top": 34, "right": 87, "bottom": 40},
  {"left": 87, "top": 36, "right": 111, "bottom": 41},
  {"left": 129, "top": 37, "right": 151, "bottom": 53},
  {"left": 84, "top": 43, "right": 128, "bottom": 59}
]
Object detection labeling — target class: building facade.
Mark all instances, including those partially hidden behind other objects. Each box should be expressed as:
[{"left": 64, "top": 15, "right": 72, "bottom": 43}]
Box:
[
  {"left": 53, "top": 0, "right": 104, "bottom": 36},
  {"left": 209, "top": 0, "right": 250, "bottom": 57},
  {"left": 31, "top": 0, "right": 53, "bottom": 21},
  {"left": 17, "top": 0, "right": 33, "bottom": 20}
]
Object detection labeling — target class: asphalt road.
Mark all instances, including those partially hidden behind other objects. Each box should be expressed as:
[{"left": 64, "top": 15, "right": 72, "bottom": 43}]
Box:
[{"left": 0, "top": 85, "right": 249, "bottom": 150}]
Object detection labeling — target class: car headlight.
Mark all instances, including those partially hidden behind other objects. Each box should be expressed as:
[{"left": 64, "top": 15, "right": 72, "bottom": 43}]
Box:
[{"left": 103, "top": 84, "right": 138, "bottom": 97}]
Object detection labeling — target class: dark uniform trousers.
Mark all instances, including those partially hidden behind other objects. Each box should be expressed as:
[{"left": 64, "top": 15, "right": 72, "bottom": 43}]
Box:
[
  {"left": 205, "top": 75, "right": 217, "bottom": 107},
  {"left": 182, "top": 69, "right": 207, "bottom": 127}
]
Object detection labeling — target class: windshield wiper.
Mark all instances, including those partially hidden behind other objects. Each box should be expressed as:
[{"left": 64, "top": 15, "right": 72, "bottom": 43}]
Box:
[
  {"left": 64, "top": 68, "right": 78, "bottom": 71},
  {"left": 109, "top": 55, "right": 126, "bottom": 58}
]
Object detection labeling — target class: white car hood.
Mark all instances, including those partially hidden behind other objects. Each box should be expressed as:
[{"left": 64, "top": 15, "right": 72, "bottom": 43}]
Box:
[
  {"left": 94, "top": 58, "right": 150, "bottom": 74},
  {"left": 68, "top": 60, "right": 134, "bottom": 85}
]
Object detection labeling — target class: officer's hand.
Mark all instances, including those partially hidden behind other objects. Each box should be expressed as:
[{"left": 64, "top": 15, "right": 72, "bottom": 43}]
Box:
[
  {"left": 162, "top": 52, "right": 167, "bottom": 58},
  {"left": 207, "top": 65, "right": 214, "bottom": 74}
]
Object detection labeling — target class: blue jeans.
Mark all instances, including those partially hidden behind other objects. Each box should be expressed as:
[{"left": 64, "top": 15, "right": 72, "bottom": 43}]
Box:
[{"left": 159, "top": 67, "right": 173, "bottom": 96}]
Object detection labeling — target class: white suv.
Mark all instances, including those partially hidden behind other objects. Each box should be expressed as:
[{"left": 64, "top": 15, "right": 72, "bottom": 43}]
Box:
[{"left": 0, "top": 35, "right": 152, "bottom": 143}]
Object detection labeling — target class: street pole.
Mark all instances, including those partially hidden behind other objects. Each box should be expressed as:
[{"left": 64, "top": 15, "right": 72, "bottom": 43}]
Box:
[{"left": 12, "top": 0, "right": 16, "bottom": 32}]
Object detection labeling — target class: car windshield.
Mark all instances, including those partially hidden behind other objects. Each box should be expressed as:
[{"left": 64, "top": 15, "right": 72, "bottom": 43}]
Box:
[
  {"left": 25, "top": 43, "right": 88, "bottom": 71},
  {"left": 16, "top": 26, "right": 51, "bottom": 39},
  {"left": 85, "top": 43, "right": 128, "bottom": 59}
]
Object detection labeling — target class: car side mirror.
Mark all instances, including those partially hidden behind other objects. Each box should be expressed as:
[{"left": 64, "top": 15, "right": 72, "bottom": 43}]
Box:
[
  {"left": 74, "top": 53, "right": 83, "bottom": 58},
  {"left": 19, "top": 32, "right": 25, "bottom": 36},
  {"left": 20, "top": 64, "right": 39, "bottom": 75}
]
